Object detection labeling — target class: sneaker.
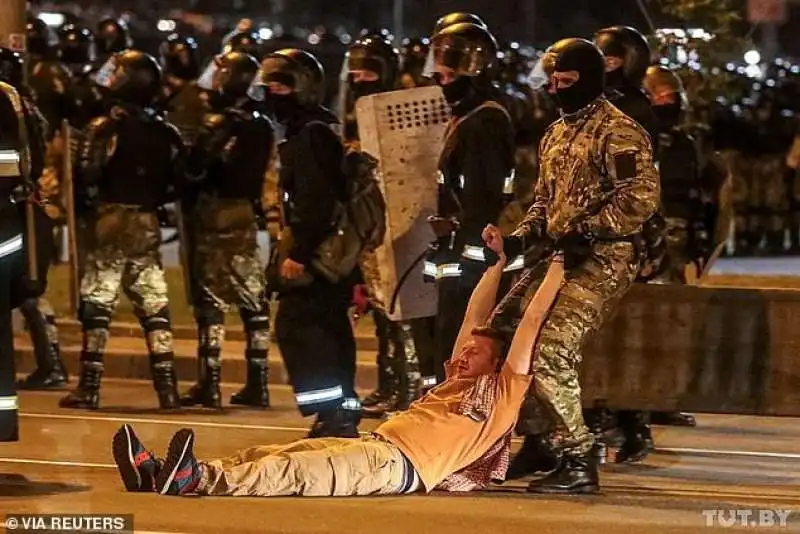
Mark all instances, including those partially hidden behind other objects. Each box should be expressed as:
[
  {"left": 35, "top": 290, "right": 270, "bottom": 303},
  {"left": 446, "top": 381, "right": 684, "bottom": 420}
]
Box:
[
  {"left": 112, "top": 424, "right": 161, "bottom": 492},
  {"left": 155, "top": 429, "right": 203, "bottom": 496}
]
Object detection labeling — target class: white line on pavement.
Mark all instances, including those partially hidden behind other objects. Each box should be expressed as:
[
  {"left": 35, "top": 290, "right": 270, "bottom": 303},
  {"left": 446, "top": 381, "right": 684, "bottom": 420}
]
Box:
[
  {"left": 0, "top": 523, "right": 183, "bottom": 534},
  {"left": 658, "top": 446, "right": 800, "bottom": 460},
  {"left": 19, "top": 412, "right": 309, "bottom": 433},
  {"left": 0, "top": 457, "right": 115, "bottom": 468}
]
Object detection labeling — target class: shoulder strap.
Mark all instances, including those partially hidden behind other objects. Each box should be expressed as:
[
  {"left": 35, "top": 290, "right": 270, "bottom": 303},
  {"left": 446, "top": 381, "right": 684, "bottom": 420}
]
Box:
[{"left": 439, "top": 100, "right": 511, "bottom": 171}]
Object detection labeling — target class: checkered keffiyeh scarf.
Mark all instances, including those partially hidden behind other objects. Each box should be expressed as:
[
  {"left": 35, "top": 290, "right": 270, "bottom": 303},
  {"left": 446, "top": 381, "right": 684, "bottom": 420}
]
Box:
[{"left": 435, "top": 374, "right": 511, "bottom": 492}]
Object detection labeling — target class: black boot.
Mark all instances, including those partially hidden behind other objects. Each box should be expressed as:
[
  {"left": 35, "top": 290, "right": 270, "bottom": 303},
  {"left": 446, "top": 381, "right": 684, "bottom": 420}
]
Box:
[
  {"left": 584, "top": 408, "right": 610, "bottom": 465},
  {"left": 18, "top": 344, "right": 69, "bottom": 390},
  {"left": 362, "top": 310, "right": 394, "bottom": 411},
  {"left": 615, "top": 411, "right": 653, "bottom": 463},
  {"left": 180, "top": 351, "right": 222, "bottom": 410},
  {"left": 230, "top": 353, "right": 270, "bottom": 408},
  {"left": 527, "top": 451, "right": 600, "bottom": 494},
  {"left": 59, "top": 360, "right": 103, "bottom": 410},
  {"left": 152, "top": 361, "right": 180, "bottom": 410},
  {"left": 650, "top": 411, "right": 696, "bottom": 427},
  {"left": 506, "top": 435, "right": 561, "bottom": 481},
  {"left": 393, "top": 322, "right": 423, "bottom": 412},
  {"left": 307, "top": 408, "right": 360, "bottom": 439}
]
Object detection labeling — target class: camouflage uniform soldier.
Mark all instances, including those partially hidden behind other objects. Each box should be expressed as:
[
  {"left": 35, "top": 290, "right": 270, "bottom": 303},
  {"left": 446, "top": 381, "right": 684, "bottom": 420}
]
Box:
[
  {"left": 495, "top": 38, "right": 659, "bottom": 494},
  {"left": 179, "top": 51, "right": 273, "bottom": 410},
  {"left": 60, "top": 51, "right": 185, "bottom": 410}
]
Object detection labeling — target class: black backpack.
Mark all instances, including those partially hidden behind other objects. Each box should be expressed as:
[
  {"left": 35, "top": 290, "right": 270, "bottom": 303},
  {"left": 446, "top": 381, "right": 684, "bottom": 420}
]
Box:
[{"left": 309, "top": 149, "right": 387, "bottom": 283}]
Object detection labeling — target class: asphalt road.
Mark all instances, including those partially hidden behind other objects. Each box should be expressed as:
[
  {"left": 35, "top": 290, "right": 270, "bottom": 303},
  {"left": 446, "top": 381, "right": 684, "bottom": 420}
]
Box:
[{"left": 2, "top": 381, "right": 800, "bottom": 533}]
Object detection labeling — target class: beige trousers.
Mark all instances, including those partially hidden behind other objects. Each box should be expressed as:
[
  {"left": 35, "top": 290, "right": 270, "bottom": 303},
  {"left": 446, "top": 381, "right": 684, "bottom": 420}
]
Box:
[{"left": 199, "top": 436, "right": 409, "bottom": 497}]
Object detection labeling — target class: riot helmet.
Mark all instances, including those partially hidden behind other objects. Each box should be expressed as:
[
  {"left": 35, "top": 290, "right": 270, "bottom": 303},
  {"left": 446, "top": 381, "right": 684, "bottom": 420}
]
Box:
[
  {"left": 26, "top": 17, "right": 59, "bottom": 58},
  {"left": 96, "top": 19, "right": 133, "bottom": 58},
  {"left": 196, "top": 51, "right": 259, "bottom": 108},
  {"left": 0, "top": 48, "right": 25, "bottom": 89},
  {"left": 223, "top": 30, "right": 263, "bottom": 59},
  {"left": 424, "top": 22, "right": 497, "bottom": 104},
  {"left": 248, "top": 48, "right": 326, "bottom": 123},
  {"left": 643, "top": 65, "right": 688, "bottom": 127},
  {"left": 93, "top": 49, "right": 161, "bottom": 106},
  {"left": 58, "top": 25, "right": 96, "bottom": 66},
  {"left": 433, "top": 12, "right": 488, "bottom": 34},
  {"left": 400, "top": 37, "right": 430, "bottom": 87},
  {"left": 529, "top": 38, "right": 605, "bottom": 115},
  {"left": 160, "top": 33, "right": 200, "bottom": 81},
  {"left": 344, "top": 33, "right": 400, "bottom": 98},
  {"left": 594, "top": 25, "right": 651, "bottom": 88}
]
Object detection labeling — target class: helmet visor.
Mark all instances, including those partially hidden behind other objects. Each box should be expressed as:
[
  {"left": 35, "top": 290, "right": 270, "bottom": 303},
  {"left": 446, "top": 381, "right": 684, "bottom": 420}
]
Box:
[
  {"left": 422, "top": 35, "right": 490, "bottom": 78},
  {"left": 92, "top": 56, "right": 128, "bottom": 91},
  {"left": 246, "top": 56, "right": 294, "bottom": 101},
  {"left": 527, "top": 52, "right": 557, "bottom": 90}
]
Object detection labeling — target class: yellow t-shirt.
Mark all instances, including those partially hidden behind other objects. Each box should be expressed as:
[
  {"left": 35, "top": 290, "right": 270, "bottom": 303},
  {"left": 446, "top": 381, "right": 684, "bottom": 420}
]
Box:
[{"left": 374, "top": 364, "right": 532, "bottom": 492}]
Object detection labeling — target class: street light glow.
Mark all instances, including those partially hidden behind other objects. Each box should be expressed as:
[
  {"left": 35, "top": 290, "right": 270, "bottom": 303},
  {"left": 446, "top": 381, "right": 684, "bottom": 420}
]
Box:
[{"left": 744, "top": 49, "right": 761, "bottom": 65}]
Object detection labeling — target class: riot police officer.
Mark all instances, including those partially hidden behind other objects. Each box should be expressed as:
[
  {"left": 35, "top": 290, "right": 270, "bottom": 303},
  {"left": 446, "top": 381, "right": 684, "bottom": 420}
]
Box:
[
  {"left": 179, "top": 51, "right": 273, "bottom": 410},
  {"left": 250, "top": 48, "right": 360, "bottom": 438},
  {"left": 59, "top": 24, "right": 104, "bottom": 129},
  {"left": 0, "top": 58, "right": 51, "bottom": 441},
  {"left": 158, "top": 33, "right": 204, "bottom": 144},
  {"left": 399, "top": 37, "right": 430, "bottom": 88},
  {"left": 95, "top": 18, "right": 133, "bottom": 66},
  {"left": 424, "top": 22, "right": 515, "bottom": 383},
  {"left": 432, "top": 12, "right": 488, "bottom": 34},
  {"left": 593, "top": 26, "right": 659, "bottom": 142},
  {"left": 26, "top": 16, "right": 71, "bottom": 139},
  {"left": 59, "top": 50, "right": 185, "bottom": 410},
  {"left": 339, "top": 33, "right": 425, "bottom": 418},
  {"left": 0, "top": 47, "right": 69, "bottom": 390}
]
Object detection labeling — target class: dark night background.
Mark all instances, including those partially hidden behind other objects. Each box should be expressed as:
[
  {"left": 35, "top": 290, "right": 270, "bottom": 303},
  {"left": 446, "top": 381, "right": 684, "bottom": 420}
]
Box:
[{"left": 33, "top": 0, "right": 800, "bottom": 56}]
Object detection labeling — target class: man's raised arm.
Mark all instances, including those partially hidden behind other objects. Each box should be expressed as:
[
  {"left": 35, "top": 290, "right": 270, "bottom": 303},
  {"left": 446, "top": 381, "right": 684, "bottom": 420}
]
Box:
[
  {"left": 452, "top": 225, "right": 507, "bottom": 355},
  {"left": 504, "top": 258, "right": 565, "bottom": 375}
]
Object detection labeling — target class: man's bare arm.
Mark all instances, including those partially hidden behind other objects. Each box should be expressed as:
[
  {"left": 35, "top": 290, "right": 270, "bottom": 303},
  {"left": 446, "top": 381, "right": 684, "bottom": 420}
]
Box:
[
  {"left": 453, "top": 226, "right": 507, "bottom": 355},
  {"left": 504, "top": 259, "right": 565, "bottom": 375}
]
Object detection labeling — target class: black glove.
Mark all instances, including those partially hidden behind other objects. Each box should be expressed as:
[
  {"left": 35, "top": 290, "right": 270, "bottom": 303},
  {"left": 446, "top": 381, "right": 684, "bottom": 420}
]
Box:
[{"left": 556, "top": 230, "right": 594, "bottom": 270}]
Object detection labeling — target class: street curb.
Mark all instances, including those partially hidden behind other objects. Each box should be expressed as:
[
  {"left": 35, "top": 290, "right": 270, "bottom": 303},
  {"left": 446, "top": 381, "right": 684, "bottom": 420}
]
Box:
[
  {"left": 13, "top": 346, "right": 379, "bottom": 392},
  {"left": 52, "top": 319, "right": 380, "bottom": 352}
]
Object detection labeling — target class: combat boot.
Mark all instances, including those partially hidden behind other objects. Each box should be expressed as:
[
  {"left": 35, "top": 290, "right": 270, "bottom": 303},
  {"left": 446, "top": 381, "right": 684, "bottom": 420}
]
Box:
[
  {"left": 527, "top": 452, "right": 600, "bottom": 494},
  {"left": 362, "top": 311, "right": 394, "bottom": 412},
  {"left": 152, "top": 361, "right": 180, "bottom": 410},
  {"left": 230, "top": 353, "right": 270, "bottom": 408},
  {"left": 391, "top": 322, "right": 423, "bottom": 413},
  {"left": 17, "top": 343, "right": 69, "bottom": 390},
  {"left": 59, "top": 361, "right": 103, "bottom": 410},
  {"left": 615, "top": 411, "right": 653, "bottom": 463},
  {"left": 506, "top": 435, "right": 561, "bottom": 480},
  {"left": 650, "top": 411, "right": 696, "bottom": 427},
  {"left": 307, "top": 408, "right": 360, "bottom": 439},
  {"left": 180, "top": 352, "right": 222, "bottom": 410}
]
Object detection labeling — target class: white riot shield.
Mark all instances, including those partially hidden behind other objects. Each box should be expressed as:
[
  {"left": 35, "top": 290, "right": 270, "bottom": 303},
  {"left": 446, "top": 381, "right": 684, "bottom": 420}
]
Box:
[{"left": 356, "top": 86, "right": 451, "bottom": 321}]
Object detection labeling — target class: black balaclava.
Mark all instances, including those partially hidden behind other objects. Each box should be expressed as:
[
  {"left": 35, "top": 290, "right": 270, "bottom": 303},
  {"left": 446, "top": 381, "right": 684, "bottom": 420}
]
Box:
[
  {"left": 653, "top": 101, "right": 682, "bottom": 128},
  {"left": 441, "top": 75, "right": 473, "bottom": 104},
  {"left": 547, "top": 38, "right": 606, "bottom": 115}
]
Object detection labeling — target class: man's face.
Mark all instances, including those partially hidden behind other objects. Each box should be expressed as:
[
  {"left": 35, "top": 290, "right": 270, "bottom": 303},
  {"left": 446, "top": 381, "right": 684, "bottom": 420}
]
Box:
[
  {"left": 267, "top": 81, "right": 292, "bottom": 95},
  {"left": 548, "top": 70, "right": 579, "bottom": 94},
  {"left": 645, "top": 84, "right": 677, "bottom": 106},
  {"left": 434, "top": 64, "right": 457, "bottom": 85},
  {"left": 603, "top": 55, "right": 623, "bottom": 73},
  {"left": 350, "top": 69, "right": 380, "bottom": 83},
  {"left": 449, "top": 335, "right": 500, "bottom": 378}
]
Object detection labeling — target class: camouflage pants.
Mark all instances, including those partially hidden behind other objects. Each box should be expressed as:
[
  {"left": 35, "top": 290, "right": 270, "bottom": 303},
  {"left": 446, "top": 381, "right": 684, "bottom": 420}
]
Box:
[
  {"left": 653, "top": 218, "right": 691, "bottom": 284},
  {"left": 192, "top": 195, "right": 269, "bottom": 363},
  {"left": 492, "top": 242, "right": 640, "bottom": 455},
  {"left": 79, "top": 204, "right": 173, "bottom": 363}
]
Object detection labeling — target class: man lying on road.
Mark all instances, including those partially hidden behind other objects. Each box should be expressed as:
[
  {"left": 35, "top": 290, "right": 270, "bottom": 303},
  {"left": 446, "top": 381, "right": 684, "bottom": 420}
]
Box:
[{"left": 111, "top": 225, "right": 566, "bottom": 497}]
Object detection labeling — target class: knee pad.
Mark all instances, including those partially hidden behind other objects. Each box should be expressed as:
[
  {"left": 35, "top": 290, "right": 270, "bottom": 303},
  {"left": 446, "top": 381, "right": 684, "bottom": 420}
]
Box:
[
  {"left": 195, "top": 305, "right": 225, "bottom": 331},
  {"left": 141, "top": 306, "right": 172, "bottom": 334},
  {"left": 80, "top": 301, "right": 112, "bottom": 331}
]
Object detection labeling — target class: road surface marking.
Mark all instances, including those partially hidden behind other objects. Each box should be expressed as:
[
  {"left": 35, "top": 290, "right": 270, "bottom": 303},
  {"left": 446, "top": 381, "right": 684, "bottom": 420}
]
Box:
[
  {"left": 658, "top": 446, "right": 800, "bottom": 460},
  {"left": 0, "top": 457, "right": 115, "bottom": 468},
  {"left": 20, "top": 412, "right": 310, "bottom": 432},
  {"left": 0, "top": 523, "right": 183, "bottom": 534}
]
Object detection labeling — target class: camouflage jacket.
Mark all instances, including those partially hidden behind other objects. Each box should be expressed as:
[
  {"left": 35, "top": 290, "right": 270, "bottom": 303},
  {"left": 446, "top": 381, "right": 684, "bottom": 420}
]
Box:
[{"left": 512, "top": 98, "right": 660, "bottom": 241}]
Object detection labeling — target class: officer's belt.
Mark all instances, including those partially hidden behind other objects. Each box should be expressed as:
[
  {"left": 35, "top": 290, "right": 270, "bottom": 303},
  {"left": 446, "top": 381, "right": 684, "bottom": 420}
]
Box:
[
  {"left": 0, "top": 234, "right": 23, "bottom": 258},
  {"left": 0, "top": 149, "right": 21, "bottom": 178}
]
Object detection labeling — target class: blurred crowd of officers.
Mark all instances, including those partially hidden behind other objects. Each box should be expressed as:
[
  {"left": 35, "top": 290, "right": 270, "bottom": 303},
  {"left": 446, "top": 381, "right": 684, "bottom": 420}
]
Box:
[{"left": 0, "top": 7, "right": 764, "bottom": 490}]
